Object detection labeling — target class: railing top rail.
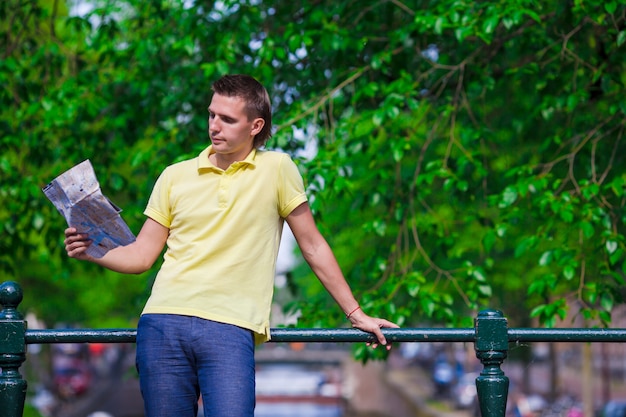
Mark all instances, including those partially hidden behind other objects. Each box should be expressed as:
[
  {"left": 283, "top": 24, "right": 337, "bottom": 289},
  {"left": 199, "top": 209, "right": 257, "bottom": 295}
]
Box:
[
  {"left": 25, "top": 328, "right": 477, "bottom": 344},
  {"left": 25, "top": 329, "right": 137, "bottom": 344},
  {"left": 24, "top": 327, "right": 626, "bottom": 345},
  {"left": 508, "top": 328, "right": 626, "bottom": 342}
]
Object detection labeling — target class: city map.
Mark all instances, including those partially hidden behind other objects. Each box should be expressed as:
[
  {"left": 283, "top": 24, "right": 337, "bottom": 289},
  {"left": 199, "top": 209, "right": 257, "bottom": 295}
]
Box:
[{"left": 43, "top": 159, "right": 136, "bottom": 258}]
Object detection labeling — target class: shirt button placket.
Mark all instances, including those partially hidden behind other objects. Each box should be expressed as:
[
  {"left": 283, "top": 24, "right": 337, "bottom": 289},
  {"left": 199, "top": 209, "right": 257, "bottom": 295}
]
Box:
[{"left": 218, "top": 172, "right": 229, "bottom": 208}]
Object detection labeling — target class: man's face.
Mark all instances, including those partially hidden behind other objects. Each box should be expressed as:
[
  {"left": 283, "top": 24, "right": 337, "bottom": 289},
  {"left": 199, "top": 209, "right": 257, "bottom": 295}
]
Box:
[{"left": 207, "top": 93, "right": 263, "bottom": 160}]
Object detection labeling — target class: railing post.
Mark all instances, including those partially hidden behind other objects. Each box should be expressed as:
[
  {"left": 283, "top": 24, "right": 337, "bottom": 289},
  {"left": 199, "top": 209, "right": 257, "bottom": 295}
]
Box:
[
  {"left": 474, "top": 309, "right": 509, "bottom": 417},
  {"left": 0, "top": 281, "right": 27, "bottom": 417}
]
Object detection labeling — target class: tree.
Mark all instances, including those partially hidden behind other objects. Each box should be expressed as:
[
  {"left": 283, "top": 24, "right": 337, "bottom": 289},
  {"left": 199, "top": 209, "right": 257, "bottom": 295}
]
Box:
[
  {"left": 265, "top": 0, "right": 626, "bottom": 333},
  {"left": 1, "top": 0, "right": 624, "bottom": 339}
]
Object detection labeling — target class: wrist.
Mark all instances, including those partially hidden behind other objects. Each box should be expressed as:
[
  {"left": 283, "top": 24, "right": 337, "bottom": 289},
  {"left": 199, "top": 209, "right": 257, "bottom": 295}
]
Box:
[{"left": 345, "top": 305, "right": 361, "bottom": 319}]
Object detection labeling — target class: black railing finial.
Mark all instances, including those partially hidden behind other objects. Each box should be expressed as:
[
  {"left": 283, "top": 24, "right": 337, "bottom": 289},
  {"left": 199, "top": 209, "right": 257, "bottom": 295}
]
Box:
[
  {"left": 0, "top": 281, "right": 24, "bottom": 320},
  {"left": 0, "top": 280, "right": 27, "bottom": 417}
]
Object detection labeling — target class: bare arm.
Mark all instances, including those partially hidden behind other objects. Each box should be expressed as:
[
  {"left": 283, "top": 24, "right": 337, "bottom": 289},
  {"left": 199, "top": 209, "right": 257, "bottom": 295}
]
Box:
[
  {"left": 286, "top": 202, "right": 399, "bottom": 348},
  {"left": 64, "top": 217, "right": 169, "bottom": 274}
]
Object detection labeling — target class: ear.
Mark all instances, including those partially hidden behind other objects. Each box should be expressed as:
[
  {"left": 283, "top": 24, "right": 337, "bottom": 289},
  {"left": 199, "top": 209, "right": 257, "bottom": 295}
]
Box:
[{"left": 250, "top": 118, "right": 265, "bottom": 136}]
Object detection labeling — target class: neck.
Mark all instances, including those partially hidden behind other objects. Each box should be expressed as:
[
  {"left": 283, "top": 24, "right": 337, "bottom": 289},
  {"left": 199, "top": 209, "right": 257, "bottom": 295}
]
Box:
[{"left": 210, "top": 148, "right": 253, "bottom": 170}]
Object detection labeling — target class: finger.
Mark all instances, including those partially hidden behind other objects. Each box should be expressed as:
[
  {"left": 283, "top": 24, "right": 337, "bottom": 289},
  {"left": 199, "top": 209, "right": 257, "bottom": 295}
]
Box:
[
  {"left": 67, "top": 246, "right": 85, "bottom": 258},
  {"left": 377, "top": 325, "right": 394, "bottom": 350},
  {"left": 65, "top": 236, "right": 81, "bottom": 248},
  {"left": 66, "top": 239, "right": 91, "bottom": 258},
  {"left": 64, "top": 233, "right": 79, "bottom": 244},
  {"left": 371, "top": 327, "right": 388, "bottom": 347},
  {"left": 64, "top": 227, "right": 78, "bottom": 237},
  {"left": 379, "top": 319, "right": 400, "bottom": 328},
  {"left": 67, "top": 240, "right": 87, "bottom": 251},
  {"left": 66, "top": 233, "right": 90, "bottom": 245}
]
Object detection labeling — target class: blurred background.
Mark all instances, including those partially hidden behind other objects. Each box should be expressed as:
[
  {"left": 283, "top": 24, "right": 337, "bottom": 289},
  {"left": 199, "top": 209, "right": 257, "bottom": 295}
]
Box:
[{"left": 2, "top": 0, "right": 625, "bottom": 416}]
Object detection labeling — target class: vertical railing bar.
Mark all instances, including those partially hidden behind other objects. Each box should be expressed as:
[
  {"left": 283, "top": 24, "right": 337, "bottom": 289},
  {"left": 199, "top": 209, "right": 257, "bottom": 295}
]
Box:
[{"left": 474, "top": 309, "right": 510, "bottom": 417}]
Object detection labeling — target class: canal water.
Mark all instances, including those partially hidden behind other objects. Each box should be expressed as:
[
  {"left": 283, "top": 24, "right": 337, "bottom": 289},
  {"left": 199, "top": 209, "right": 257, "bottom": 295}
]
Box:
[
  {"left": 253, "top": 362, "right": 346, "bottom": 417},
  {"left": 251, "top": 356, "right": 405, "bottom": 417},
  {"left": 255, "top": 403, "right": 383, "bottom": 417},
  {"left": 255, "top": 402, "right": 344, "bottom": 417}
]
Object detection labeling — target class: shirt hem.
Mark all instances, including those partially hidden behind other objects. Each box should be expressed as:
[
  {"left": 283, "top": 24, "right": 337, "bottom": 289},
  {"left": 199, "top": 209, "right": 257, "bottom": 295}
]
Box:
[{"left": 141, "top": 307, "right": 271, "bottom": 344}]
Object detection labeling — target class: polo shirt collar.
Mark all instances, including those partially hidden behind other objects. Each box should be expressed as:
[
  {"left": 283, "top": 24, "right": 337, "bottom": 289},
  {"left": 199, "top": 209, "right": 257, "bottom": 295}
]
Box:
[{"left": 197, "top": 145, "right": 258, "bottom": 172}]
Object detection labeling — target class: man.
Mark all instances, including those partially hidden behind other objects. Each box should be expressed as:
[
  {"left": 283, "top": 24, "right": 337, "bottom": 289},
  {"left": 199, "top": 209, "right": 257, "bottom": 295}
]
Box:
[{"left": 64, "top": 74, "right": 398, "bottom": 417}]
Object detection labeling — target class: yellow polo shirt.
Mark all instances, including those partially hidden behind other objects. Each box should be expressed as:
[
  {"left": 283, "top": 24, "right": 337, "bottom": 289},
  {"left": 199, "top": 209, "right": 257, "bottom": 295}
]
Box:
[{"left": 142, "top": 146, "right": 307, "bottom": 344}]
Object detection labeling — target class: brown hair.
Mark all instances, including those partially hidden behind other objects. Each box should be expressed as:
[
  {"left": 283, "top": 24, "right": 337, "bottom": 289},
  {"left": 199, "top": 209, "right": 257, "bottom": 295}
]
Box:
[{"left": 211, "top": 74, "right": 272, "bottom": 148}]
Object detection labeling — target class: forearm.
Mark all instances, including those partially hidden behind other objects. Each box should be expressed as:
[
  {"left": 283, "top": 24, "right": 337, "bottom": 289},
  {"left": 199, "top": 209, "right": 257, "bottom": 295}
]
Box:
[
  {"left": 287, "top": 203, "right": 399, "bottom": 347},
  {"left": 65, "top": 219, "right": 166, "bottom": 274},
  {"left": 89, "top": 241, "right": 157, "bottom": 274},
  {"left": 303, "top": 240, "right": 360, "bottom": 316}
]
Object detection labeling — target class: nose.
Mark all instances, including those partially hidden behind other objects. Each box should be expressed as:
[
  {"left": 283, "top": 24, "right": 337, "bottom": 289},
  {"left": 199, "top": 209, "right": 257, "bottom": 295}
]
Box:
[{"left": 209, "top": 116, "right": 221, "bottom": 135}]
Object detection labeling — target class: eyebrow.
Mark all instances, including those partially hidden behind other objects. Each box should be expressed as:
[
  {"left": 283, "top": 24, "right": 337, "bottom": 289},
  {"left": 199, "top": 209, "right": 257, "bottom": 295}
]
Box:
[
  {"left": 208, "top": 108, "right": 240, "bottom": 125},
  {"left": 207, "top": 107, "right": 235, "bottom": 117}
]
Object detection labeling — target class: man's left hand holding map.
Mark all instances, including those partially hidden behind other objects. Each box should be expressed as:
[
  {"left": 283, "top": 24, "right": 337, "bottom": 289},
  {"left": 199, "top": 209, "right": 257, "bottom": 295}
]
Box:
[{"left": 43, "top": 159, "right": 136, "bottom": 258}]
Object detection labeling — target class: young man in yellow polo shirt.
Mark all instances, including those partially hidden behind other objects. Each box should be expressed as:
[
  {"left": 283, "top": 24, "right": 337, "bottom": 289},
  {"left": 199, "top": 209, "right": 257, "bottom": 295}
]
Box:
[{"left": 64, "top": 74, "right": 399, "bottom": 417}]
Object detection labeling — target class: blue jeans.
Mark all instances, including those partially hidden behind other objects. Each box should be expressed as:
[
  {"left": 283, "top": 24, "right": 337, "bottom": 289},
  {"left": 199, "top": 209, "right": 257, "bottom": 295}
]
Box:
[{"left": 136, "top": 314, "right": 255, "bottom": 417}]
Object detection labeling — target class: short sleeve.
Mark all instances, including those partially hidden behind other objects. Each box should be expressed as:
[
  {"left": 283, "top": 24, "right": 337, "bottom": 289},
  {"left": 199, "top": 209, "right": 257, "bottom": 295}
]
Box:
[
  {"left": 143, "top": 168, "right": 172, "bottom": 228},
  {"left": 277, "top": 154, "right": 308, "bottom": 218}
]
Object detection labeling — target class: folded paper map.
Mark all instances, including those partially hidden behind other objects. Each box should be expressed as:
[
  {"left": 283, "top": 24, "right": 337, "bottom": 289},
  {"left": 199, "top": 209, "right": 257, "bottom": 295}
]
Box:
[{"left": 43, "top": 159, "right": 136, "bottom": 258}]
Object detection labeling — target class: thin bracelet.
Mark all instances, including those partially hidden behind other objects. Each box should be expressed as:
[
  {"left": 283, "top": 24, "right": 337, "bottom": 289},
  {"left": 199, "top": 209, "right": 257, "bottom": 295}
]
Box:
[{"left": 346, "top": 305, "right": 361, "bottom": 319}]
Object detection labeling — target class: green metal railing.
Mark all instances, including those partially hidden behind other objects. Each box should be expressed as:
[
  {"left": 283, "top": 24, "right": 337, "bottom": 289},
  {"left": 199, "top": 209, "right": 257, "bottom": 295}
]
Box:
[{"left": 3, "top": 280, "right": 626, "bottom": 417}]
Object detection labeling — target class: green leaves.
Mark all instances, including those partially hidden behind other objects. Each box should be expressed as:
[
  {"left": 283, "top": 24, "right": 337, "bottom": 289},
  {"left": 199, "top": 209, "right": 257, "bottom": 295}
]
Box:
[
  {"left": 499, "top": 186, "right": 519, "bottom": 208},
  {"left": 604, "top": 1, "right": 619, "bottom": 14},
  {"left": 530, "top": 299, "right": 568, "bottom": 328},
  {"left": 618, "top": 31, "right": 626, "bottom": 47},
  {"left": 2, "top": 0, "right": 625, "bottom": 335}
]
